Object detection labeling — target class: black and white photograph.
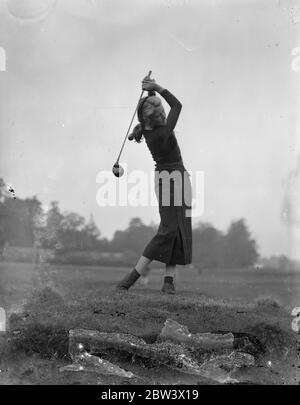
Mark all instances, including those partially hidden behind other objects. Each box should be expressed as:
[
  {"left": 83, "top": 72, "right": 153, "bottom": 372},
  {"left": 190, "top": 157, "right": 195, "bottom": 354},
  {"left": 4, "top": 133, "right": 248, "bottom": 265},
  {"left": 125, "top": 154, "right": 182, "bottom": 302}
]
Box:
[{"left": 0, "top": 0, "right": 299, "bottom": 389}]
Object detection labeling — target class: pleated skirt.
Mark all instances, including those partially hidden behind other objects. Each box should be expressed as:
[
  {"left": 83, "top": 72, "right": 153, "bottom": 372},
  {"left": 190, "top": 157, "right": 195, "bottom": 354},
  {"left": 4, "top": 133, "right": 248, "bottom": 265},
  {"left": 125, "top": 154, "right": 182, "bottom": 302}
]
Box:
[{"left": 142, "top": 162, "right": 193, "bottom": 265}]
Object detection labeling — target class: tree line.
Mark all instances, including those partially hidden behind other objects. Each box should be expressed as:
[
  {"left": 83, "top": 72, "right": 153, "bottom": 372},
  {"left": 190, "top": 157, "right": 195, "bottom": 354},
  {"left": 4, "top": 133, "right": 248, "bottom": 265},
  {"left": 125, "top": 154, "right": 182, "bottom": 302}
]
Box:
[{"left": 0, "top": 178, "right": 259, "bottom": 268}]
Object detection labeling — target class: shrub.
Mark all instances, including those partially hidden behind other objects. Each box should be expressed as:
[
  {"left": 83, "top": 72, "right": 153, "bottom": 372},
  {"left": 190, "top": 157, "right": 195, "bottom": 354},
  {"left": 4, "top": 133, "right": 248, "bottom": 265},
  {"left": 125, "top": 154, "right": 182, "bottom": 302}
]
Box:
[{"left": 253, "top": 296, "right": 282, "bottom": 311}]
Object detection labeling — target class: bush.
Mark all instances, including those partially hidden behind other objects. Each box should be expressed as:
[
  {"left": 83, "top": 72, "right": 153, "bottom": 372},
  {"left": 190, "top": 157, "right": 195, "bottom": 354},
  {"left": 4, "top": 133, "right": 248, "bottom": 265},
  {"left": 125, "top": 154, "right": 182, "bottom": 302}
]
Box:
[{"left": 253, "top": 296, "right": 282, "bottom": 311}]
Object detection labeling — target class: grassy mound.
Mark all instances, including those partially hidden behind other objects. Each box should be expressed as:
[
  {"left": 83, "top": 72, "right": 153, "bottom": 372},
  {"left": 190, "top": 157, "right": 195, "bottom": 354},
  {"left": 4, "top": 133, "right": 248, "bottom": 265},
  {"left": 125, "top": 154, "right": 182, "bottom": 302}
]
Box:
[{"left": 6, "top": 287, "right": 296, "bottom": 363}]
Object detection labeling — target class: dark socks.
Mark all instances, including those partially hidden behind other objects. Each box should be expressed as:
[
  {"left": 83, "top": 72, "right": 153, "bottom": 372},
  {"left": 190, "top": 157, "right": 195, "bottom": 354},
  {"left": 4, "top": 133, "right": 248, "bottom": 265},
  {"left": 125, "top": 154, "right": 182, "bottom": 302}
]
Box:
[
  {"left": 116, "top": 268, "right": 140, "bottom": 290},
  {"left": 162, "top": 276, "right": 175, "bottom": 294}
]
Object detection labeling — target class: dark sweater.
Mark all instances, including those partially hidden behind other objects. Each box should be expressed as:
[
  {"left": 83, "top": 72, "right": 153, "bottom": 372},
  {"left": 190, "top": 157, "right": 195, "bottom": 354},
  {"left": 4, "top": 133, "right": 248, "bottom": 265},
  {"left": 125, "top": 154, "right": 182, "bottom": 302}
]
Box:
[{"left": 143, "top": 89, "right": 184, "bottom": 169}]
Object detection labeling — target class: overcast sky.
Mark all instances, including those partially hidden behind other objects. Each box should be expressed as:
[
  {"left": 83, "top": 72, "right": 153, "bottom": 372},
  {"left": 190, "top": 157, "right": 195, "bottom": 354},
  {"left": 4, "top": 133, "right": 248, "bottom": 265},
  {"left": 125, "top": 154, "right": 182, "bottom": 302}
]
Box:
[{"left": 0, "top": 0, "right": 299, "bottom": 259}]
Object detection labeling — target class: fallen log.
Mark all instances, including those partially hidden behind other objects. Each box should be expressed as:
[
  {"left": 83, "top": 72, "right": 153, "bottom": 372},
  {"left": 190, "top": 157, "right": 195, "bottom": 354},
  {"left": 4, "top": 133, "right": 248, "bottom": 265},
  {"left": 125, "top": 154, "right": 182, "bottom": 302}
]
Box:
[
  {"left": 69, "top": 329, "right": 146, "bottom": 358},
  {"left": 68, "top": 328, "right": 254, "bottom": 384},
  {"left": 69, "top": 329, "right": 201, "bottom": 375},
  {"left": 159, "top": 319, "right": 234, "bottom": 352}
]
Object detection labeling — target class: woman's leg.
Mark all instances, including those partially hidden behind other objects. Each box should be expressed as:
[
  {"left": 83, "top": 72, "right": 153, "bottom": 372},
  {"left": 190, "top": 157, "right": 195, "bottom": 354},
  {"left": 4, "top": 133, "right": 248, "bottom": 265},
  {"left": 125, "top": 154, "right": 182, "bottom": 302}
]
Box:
[
  {"left": 136, "top": 256, "right": 152, "bottom": 286},
  {"left": 135, "top": 256, "right": 152, "bottom": 276},
  {"left": 116, "top": 256, "right": 152, "bottom": 290},
  {"left": 162, "top": 264, "right": 176, "bottom": 294},
  {"left": 164, "top": 264, "right": 176, "bottom": 278}
]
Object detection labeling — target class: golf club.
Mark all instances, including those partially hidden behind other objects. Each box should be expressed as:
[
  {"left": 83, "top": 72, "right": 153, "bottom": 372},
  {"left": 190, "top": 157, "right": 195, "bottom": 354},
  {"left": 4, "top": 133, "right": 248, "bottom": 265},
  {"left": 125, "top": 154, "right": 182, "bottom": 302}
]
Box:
[{"left": 112, "top": 70, "right": 152, "bottom": 178}]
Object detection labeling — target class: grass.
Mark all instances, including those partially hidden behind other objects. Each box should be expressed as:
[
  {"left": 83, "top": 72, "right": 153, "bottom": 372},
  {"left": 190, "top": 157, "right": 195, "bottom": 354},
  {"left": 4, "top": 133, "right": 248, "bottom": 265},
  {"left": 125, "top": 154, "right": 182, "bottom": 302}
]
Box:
[
  {"left": 6, "top": 286, "right": 295, "bottom": 361},
  {"left": 1, "top": 261, "right": 300, "bottom": 309},
  {"left": 0, "top": 261, "right": 299, "bottom": 385}
]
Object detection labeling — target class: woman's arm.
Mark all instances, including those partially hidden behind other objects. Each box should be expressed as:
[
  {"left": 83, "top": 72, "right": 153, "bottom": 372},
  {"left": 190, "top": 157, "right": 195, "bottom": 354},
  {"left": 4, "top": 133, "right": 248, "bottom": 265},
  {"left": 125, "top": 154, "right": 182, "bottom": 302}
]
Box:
[
  {"left": 142, "top": 78, "right": 182, "bottom": 132},
  {"left": 156, "top": 87, "right": 182, "bottom": 132}
]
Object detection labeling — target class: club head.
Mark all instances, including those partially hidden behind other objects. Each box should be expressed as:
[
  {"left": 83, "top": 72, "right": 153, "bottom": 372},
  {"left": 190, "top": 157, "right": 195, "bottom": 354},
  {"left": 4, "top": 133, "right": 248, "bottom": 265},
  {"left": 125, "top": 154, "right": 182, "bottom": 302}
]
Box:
[{"left": 112, "top": 163, "right": 124, "bottom": 178}]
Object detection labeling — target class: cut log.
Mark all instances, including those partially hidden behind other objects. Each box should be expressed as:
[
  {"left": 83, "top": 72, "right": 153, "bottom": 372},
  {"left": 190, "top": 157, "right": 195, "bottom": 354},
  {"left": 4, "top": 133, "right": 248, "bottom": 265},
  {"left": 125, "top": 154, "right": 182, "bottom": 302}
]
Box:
[
  {"left": 159, "top": 319, "right": 234, "bottom": 352},
  {"left": 68, "top": 328, "right": 254, "bottom": 384},
  {"left": 69, "top": 328, "right": 146, "bottom": 359},
  {"left": 69, "top": 329, "right": 199, "bottom": 374}
]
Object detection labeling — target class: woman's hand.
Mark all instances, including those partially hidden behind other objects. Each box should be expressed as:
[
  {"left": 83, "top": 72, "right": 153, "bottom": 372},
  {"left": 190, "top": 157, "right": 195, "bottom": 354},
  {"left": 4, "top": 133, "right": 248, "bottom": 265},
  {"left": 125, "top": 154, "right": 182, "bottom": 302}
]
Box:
[
  {"left": 142, "top": 76, "right": 158, "bottom": 92},
  {"left": 142, "top": 77, "right": 165, "bottom": 94}
]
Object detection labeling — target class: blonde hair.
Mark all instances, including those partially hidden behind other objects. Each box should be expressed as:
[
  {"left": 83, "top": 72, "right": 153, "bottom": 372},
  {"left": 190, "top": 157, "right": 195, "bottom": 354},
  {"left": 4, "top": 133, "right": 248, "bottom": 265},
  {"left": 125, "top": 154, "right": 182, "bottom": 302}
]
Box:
[
  {"left": 142, "top": 96, "right": 164, "bottom": 119},
  {"left": 128, "top": 96, "right": 165, "bottom": 143}
]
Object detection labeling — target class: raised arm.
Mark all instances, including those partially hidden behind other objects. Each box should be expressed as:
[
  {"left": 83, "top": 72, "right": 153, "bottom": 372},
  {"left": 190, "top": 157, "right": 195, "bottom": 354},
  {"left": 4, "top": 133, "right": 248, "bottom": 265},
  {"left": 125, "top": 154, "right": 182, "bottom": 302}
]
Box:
[
  {"left": 142, "top": 77, "right": 182, "bottom": 132},
  {"left": 158, "top": 88, "right": 182, "bottom": 132}
]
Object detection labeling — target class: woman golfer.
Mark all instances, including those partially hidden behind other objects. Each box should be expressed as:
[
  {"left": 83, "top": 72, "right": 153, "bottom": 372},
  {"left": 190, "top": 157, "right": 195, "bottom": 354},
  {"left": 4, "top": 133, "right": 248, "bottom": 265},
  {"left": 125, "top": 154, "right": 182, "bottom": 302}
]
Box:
[{"left": 116, "top": 76, "right": 192, "bottom": 294}]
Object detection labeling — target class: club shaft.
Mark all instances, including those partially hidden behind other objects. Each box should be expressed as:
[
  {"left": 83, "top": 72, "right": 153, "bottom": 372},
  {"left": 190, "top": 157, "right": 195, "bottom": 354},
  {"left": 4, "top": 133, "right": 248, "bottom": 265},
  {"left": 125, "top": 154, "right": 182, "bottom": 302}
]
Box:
[{"left": 116, "top": 70, "right": 152, "bottom": 164}]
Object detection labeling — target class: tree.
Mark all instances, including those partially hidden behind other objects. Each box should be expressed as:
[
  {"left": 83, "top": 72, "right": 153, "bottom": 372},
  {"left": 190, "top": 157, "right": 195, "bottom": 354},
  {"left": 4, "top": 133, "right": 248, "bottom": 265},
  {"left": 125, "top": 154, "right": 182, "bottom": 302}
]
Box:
[
  {"left": 44, "top": 207, "right": 102, "bottom": 251},
  {"left": 60, "top": 212, "right": 100, "bottom": 250},
  {"left": 0, "top": 179, "right": 44, "bottom": 249},
  {"left": 129, "top": 218, "right": 144, "bottom": 228},
  {"left": 192, "top": 222, "right": 223, "bottom": 269},
  {"left": 0, "top": 195, "right": 42, "bottom": 247},
  {"left": 110, "top": 217, "right": 156, "bottom": 254},
  {"left": 81, "top": 214, "right": 101, "bottom": 250},
  {"left": 222, "top": 219, "right": 258, "bottom": 268}
]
